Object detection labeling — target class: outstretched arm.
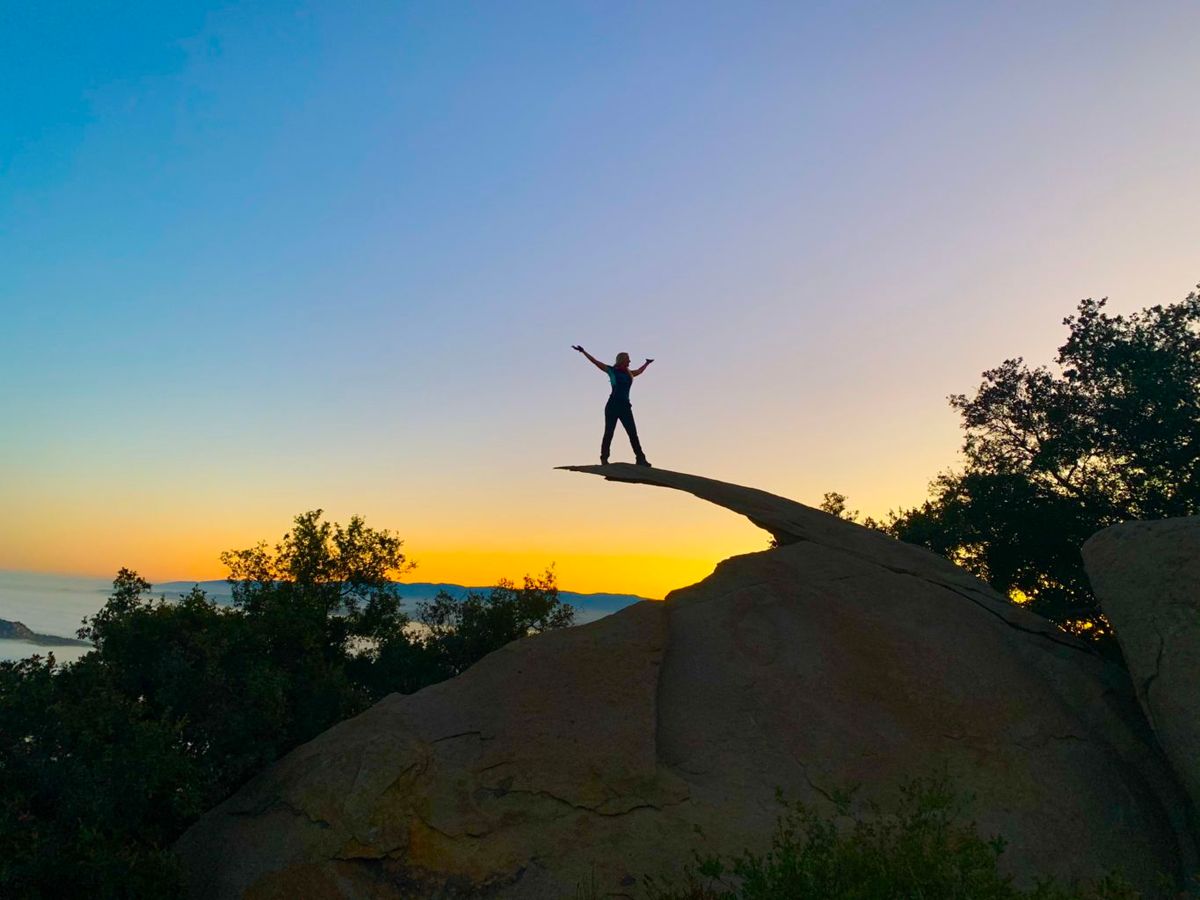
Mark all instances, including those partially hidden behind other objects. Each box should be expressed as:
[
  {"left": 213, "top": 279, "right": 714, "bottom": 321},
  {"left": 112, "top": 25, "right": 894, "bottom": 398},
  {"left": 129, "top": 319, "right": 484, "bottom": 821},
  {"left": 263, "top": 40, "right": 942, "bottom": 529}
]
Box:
[
  {"left": 571, "top": 345, "right": 609, "bottom": 374},
  {"left": 632, "top": 358, "right": 655, "bottom": 377}
]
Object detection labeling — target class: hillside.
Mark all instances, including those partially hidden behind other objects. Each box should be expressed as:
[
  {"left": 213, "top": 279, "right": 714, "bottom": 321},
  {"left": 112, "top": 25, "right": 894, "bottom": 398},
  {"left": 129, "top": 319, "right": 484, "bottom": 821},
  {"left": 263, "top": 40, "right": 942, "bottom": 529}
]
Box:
[{"left": 174, "top": 465, "right": 1195, "bottom": 898}]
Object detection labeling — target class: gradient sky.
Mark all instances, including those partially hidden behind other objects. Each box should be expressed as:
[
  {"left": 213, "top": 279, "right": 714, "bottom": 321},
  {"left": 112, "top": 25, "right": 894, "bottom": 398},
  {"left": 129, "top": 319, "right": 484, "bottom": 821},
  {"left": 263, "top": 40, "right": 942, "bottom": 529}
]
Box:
[{"left": 3, "top": 1, "right": 1199, "bottom": 598}]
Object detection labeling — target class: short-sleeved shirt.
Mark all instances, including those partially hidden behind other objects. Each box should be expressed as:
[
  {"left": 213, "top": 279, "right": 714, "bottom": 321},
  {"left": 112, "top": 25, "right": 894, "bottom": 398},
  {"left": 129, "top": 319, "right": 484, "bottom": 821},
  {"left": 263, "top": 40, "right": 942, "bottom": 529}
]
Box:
[{"left": 606, "top": 365, "right": 633, "bottom": 404}]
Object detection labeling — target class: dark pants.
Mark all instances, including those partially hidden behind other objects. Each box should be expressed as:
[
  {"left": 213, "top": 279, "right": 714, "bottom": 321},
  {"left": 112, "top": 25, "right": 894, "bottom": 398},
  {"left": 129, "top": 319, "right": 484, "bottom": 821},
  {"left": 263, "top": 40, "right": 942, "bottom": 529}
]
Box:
[{"left": 601, "top": 398, "right": 645, "bottom": 462}]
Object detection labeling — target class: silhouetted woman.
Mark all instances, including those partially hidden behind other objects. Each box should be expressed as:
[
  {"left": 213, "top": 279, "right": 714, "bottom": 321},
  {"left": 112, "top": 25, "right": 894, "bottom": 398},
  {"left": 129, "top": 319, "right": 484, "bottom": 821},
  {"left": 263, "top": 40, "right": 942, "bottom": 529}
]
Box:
[{"left": 572, "top": 345, "right": 653, "bottom": 466}]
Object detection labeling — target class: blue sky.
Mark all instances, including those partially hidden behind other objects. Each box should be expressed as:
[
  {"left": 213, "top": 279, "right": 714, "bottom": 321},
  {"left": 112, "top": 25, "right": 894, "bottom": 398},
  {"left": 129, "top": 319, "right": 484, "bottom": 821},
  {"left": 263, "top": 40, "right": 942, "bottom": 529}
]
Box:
[{"left": 3, "top": 1, "right": 1198, "bottom": 594}]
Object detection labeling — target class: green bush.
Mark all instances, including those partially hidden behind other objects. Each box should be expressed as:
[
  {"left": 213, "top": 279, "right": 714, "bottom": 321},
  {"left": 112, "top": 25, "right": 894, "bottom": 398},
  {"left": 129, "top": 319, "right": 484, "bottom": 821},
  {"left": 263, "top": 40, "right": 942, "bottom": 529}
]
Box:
[{"left": 644, "top": 775, "right": 1167, "bottom": 900}]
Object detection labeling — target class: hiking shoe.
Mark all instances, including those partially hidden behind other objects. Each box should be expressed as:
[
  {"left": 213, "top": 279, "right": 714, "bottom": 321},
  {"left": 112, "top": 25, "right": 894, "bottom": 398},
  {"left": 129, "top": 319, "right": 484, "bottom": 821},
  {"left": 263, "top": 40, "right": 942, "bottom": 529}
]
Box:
[
  {"left": 635, "top": 458, "right": 652, "bottom": 467},
  {"left": 600, "top": 457, "right": 609, "bottom": 466}
]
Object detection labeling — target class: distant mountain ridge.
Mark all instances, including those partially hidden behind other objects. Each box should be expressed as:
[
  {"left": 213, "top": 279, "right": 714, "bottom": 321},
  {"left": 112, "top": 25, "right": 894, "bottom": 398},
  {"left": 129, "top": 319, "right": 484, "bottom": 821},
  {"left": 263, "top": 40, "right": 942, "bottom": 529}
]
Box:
[
  {"left": 153, "top": 580, "right": 651, "bottom": 625},
  {"left": 0, "top": 618, "right": 89, "bottom": 647}
]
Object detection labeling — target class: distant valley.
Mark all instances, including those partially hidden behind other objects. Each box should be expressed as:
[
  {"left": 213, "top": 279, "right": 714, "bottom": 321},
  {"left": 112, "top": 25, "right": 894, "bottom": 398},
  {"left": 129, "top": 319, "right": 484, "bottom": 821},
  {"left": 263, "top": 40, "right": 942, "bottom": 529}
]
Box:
[
  {"left": 0, "top": 571, "right": 651, "bottom": 665},
  {"left": 154, "top": 580, "right": 650, "bottom": 625}
]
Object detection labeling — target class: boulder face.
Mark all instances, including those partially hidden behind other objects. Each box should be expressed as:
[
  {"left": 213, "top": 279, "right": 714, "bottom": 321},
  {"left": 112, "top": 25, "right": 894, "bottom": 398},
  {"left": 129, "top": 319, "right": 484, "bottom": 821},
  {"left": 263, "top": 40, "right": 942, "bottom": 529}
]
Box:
[
  {"left": 176, "top": 466, "right": 1195, "bottom": 898},
  {"left": 1083, "top": 516, "right": 1200, "bottom": 819}
]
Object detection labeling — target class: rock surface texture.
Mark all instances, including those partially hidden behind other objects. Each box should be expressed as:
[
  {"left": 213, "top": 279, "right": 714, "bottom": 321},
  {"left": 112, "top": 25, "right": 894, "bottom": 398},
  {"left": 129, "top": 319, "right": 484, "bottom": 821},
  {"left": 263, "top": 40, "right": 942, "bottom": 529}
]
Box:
[
  {"left": 176, "top": 465, "right": 1195, "bottom": 898},
  {"left": 1083, "top": 516, "right": 1200, "bottom": 819}
]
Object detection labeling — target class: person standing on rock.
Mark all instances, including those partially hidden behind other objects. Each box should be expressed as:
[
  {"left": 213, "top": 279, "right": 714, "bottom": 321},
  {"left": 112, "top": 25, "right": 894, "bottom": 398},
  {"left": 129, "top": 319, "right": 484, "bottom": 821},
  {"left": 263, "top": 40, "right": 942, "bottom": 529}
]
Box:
[{"left": 572, "top": 346, "right": 653, "bottom": 467}]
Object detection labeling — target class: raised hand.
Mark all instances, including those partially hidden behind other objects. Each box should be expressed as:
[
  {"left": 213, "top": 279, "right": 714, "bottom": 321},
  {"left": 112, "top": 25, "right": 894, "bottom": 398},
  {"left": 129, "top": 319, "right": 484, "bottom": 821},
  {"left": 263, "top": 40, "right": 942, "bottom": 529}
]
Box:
[{"left": 572, "top": 345, "right": 585, "bottom": 353}]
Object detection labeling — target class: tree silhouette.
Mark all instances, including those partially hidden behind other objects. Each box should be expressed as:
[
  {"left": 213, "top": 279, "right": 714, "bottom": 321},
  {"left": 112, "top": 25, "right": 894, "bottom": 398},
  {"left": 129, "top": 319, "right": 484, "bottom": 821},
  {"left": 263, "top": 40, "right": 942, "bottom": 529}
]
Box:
[
  {"left": 892, "top": 288, "right": 1200, "bottom": 649},
  {"left": 1, "top": 512, "right": 573, "bottom": 895}
]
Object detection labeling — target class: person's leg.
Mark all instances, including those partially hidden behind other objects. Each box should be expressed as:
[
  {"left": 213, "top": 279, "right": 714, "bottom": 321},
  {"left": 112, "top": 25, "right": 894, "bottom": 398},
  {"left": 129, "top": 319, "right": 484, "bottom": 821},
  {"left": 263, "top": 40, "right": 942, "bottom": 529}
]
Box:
[
  {"left": 600, "top": 401, "right": 619, "bottom": 463},
  {"left": 617, "top": 404, "right": 648, "bottom": 463}
]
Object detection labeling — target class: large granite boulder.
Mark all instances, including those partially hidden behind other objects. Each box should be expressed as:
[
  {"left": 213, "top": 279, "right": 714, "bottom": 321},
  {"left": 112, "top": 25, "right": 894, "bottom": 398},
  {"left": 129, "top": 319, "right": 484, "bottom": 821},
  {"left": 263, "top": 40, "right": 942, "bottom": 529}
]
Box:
[
  {"left": 175, "top": 466, "right": 1194, "bottom": 897},
  {"left": 1083, "top": 516, "right": 1200, "bottom": 818}
]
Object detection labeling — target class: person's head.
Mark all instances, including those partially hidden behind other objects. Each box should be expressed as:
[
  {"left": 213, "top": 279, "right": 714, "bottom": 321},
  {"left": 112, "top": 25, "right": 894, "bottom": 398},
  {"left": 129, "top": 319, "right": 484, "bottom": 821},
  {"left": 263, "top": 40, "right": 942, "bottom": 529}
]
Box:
[{"left": 614, "top": 352, "right": 631, "bottom": 369}]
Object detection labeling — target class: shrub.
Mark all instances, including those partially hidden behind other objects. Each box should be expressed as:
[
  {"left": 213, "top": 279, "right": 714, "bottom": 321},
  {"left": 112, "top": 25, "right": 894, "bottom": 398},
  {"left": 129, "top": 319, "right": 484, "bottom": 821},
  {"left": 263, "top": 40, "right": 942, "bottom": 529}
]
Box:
[{"left": 644, "top": 774, "right": 1158, "bottom": 900}]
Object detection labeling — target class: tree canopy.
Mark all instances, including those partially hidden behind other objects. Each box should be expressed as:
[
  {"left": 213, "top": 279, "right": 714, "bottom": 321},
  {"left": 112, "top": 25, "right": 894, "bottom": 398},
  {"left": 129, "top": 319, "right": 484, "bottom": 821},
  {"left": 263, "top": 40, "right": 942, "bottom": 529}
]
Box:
[{"left": 890, "top": 288, "right": 1200, "bottom": 649}]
